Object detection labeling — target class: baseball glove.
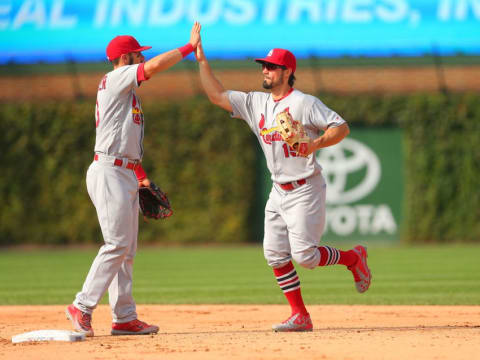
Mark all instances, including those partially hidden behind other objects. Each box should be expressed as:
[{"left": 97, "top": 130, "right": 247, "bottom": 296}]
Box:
[
  {"left": 139, "top": 182, "right": 173, "bottom": 220},
  {"left": 261, "top": 110, "right": 311, "bottom": 156}
]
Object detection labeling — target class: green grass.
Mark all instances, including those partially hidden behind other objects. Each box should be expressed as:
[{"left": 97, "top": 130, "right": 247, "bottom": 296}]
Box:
[{"left": 0, "top": 244, "right": 479, "bottom": 305}]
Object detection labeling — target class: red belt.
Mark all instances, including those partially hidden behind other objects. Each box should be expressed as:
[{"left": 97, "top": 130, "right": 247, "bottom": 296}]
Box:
[
  {"left": 94, "top": 154, "right": 139, "bottom": 170},
  {"left": 279, "top": 179, "right": 306, "bottom": 191}
]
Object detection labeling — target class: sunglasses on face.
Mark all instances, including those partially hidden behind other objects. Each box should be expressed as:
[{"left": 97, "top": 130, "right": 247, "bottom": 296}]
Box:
[{"left": 262, "top": 63, "right": 286, "bottom": 71}]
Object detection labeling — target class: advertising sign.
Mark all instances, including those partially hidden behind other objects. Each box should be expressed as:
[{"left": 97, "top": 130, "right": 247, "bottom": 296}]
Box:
[
  {"left": 318, "top": 128, "right": 403, "bottom": 242},
  {"left": 1, "top": 0, "right": 479, "bottom": 63}
]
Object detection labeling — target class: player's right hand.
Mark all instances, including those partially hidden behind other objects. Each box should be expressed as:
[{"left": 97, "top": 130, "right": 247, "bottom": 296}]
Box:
[
  {"left": 189, "top": 21, "right": 201, "bottom": 49},
  {"left": 138, "top": 178, "right": 151, "bottom": 188}
]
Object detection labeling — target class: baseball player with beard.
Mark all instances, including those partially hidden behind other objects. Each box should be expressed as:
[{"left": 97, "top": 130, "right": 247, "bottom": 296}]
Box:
[
  {"left": 195, "top": 43, "right": 371, "bottom": 332},
  {"left": 66, "top": 22, "right": 201, "bottom": 337}
]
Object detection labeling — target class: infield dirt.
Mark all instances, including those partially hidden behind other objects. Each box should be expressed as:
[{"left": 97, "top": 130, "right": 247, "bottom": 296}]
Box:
[{"left": 0, "top": 305, "right": 478, "bottom": 360}]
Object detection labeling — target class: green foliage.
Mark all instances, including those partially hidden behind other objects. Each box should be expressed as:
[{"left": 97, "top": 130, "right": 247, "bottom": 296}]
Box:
[
  {"left": 0, "top": 102, "right": 98, "bottom": 245},
  {"left": 320, "top": 94, "right": 406, "bottom": 127},
  {"left": 0, "top": 100, "right": 256, "bottom": 245},
  {"left": 1, "top": 93, "right": 479, "bottom": 245},
  {"left": 0, "top": 245, "right": 479, "bottom": 305},
  {"left": 139, "top": 98, "right": 257, "bottom": 244},
  {"left": 400, "top": 93, "right": 480, "bottom": 243}
]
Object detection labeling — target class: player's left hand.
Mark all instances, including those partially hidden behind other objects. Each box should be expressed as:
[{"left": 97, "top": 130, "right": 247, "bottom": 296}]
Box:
[{"left": 139, "top": 181, "right": 173, "bottom": 220}]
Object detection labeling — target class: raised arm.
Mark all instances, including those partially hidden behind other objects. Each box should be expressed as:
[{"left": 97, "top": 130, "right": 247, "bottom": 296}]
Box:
[
  {"left": 195, "top": 42, "right": 233, "bottom": 112},
  {"left": 143, "top": 22, "right": 201, "bottom": 78}
]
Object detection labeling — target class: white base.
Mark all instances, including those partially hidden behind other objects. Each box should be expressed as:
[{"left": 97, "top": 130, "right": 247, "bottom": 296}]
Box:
[{"left": 12, "top": 330, "right": 86, "bottom": 343}]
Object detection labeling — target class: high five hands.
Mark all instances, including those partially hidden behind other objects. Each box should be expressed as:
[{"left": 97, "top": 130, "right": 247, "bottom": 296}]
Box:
[{"left": 190, "top": 22, "right": 202, "bottom": 49}]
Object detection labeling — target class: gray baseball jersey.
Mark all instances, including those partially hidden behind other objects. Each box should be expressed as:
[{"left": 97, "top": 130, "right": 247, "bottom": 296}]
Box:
[
  {"left": 94, "top": 63, "right": 145, "bottom": 160},
  {"left": 228, "top": 88, "right": 346, "bottom": 269},
  {"left": 228, "top": 88, "right": 345, "bottom": 183}
]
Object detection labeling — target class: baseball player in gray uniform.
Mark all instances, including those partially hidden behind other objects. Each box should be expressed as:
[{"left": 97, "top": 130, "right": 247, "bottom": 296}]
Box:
[
  {"left": 195, "top": 42, "right": 371, "bottom": 332},
  {"left": 66, "top": 22, "right": 202, "bottom": 337}
]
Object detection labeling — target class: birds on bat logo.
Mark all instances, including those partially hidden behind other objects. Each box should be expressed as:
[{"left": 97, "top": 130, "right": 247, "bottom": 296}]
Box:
[
  {"left": 132, "top": 95, "right": 143, "bottom": 125},
  {"left": 259, "top": 113, "right": 282, "bottom": 145}
]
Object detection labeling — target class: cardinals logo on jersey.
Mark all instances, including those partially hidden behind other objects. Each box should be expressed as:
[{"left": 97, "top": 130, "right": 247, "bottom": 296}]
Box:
[
  {"left": 259, "top": 114, "right": 279, "bottom": 145},
  {"left": 259, "top": 114, "right": 268, "bottom": 142},
  {"left": 132, "top": 95, "right": 143, "bottom": 125},
  {"left": 259, "top": 110, "right": 286, "bottom": 145}
]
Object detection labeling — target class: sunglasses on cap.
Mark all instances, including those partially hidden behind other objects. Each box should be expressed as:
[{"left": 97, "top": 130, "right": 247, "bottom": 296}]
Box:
[{"left": 261, "top": 62, "right": 287, "bottom": 71}]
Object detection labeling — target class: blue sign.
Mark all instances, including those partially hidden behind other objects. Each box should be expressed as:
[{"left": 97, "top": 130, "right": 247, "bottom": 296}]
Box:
[{"left": 1, "top": 0, "right": 479, "bottom": 63}]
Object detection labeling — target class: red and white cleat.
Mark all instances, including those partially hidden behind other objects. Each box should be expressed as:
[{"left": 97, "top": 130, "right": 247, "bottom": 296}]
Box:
[
  {"left": 111, "top": 319, "right": 159, "bottom": 336},
  {"left": 348, "top": 245, "right": 372, "bottom": 293},
  {"left": 66, "top": 304, "right": 94, "bottom": 337},
  {"left": 272, "top": 313, "right": 313, "bottom": 332}
]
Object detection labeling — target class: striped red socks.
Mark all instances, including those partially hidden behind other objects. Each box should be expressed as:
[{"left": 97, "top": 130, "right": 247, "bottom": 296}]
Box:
[
  {"left": 317, "top": 245, "right": 357, "bottom": 267},
  {"left": 272, "top": 247, "right": 357, "bottom": 315},
  {"left": 273, "top": 261, "right": 308, "bottom": 316}
]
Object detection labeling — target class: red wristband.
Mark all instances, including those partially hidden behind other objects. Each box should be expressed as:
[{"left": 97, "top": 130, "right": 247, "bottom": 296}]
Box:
[
  {"left": 134, "top": 164, "right": 147, "bottom": 181},
  {"left": 178, "top": 43, "right": 194, "bottom": 58},
  {"left": 137, "top": 62, "right": 149, "bottom": 83}
]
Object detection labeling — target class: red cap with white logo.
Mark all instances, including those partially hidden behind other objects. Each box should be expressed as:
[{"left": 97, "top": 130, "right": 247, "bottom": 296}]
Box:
[
  {"left": 255, "top": 48, "right": 297, "bottom": 73},
  {"left": 106, "top": 35, "right": 152, "bottom": 61}
]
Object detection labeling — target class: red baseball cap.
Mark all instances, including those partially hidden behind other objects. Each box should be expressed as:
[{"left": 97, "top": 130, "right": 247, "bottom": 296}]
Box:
[
  {"left": 255, "top": 48, "right": 296, "bottom": 73},
  {"left": 106, "top": 35, "right": 152, "bottom": 61}
]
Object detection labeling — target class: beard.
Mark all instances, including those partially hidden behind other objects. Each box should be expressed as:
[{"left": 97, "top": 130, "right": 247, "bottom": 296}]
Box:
[
  {"left": 262, "top": 79, "right": 273, "bottom": 89},
  {"left": 128, "top": 53, "right": 134, "bottom": 65}
]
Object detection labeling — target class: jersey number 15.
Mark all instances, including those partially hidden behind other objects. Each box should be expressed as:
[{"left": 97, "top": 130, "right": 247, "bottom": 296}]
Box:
[{"left": 282, "top": 143, "right": 298, "bottom": 158}]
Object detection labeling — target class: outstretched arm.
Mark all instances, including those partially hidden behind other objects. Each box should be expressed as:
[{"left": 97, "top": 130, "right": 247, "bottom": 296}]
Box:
[
  {"left": 143, "top": 22, "right": 201, "bottom": 78},
  {"left": 195, "top": 42, "right": 232, "bottom": 112}
]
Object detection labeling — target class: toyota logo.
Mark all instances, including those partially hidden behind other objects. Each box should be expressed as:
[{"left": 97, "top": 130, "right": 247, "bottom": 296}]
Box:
[{"left": 316, "top": 138, "right": 381, "bottom": 205}]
